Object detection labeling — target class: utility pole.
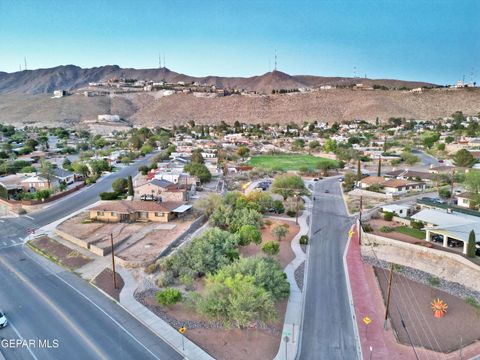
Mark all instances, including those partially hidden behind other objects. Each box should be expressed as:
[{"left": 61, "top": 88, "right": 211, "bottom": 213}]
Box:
[
  {"left": 110, "top": 233, "right": 118, "bottom": 289},
  {"left": 377, "top": 156, "right": 382, "bottom": 177},
  {"left": 359, "top": 196, "right": 363, "bottom": 245},
  {"left": 384, "top": 263, "right": 394, "bottom": 327},
  {"left": 450, "top": 170, "right": 455, "bottom": 205}
]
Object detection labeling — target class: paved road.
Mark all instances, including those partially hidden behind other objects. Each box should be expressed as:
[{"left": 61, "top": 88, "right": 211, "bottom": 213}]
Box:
[
  {"left": 298, "top": 177, "right": 358, "bottom": 360},
  {"left": 0, "top": 153, "right": 182, "bottom": 360},
  {"left": 412, "top": 149, "right": 440, "bottom": 167}
]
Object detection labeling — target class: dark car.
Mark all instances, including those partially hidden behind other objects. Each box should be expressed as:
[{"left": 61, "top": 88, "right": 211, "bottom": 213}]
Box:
[
  {"left": 447, "top": 239, "right": 462, "bottom": 248},
  {"left": 431, "top": 234, "right": 443, "bottom": 243},
  {"left": 0, "top": 312, "right": 7, "bottom": 329},
  {"left": 324, "top": 189, "right": 330, "bottom": 193}
]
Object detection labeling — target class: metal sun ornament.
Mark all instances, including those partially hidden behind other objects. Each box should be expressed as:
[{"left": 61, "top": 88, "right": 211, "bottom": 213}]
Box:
[{"left": 431, "top": 298, "right": 448, "bottom": 318}]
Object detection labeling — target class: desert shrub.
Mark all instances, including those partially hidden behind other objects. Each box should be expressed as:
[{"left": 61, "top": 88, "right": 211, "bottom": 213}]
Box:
[
  {"left": 156, "top": 288, "right": 182, "bottom": 306},
  {"left": 156, "top": 271, "right": 174, "bottom": 287},
  {"left": 271, "top": 200, "right": 285, "bottom": 214},
  {"left": 427, "top": 276, "right": 441, "bottom": 287},
  {"left": 264, "top": 219, "right": 272, "bottom": 226},
  {"left": 237, "top": 224, "right": 262, "bottom": 245},
  {"left": 160, "top": 228, "right": 240, "bottom": 279},
  {"left": 271, "top": 223, "right": 288, "bottom": 242},
  {"left": 465, "top": 296, "right": 480, "bottom": 313},
  {"left": 299, "top": 235, "right": 309, "bottom": 245},
  {"left": 180, "top": 273, "right": 195, "bottom": 290},
  {"left": 286, "top": 210, "right": 296, "bottom": 217},
  {"left": 144, "top": 263, "right": 159, "bottom": 274},
  {"left": 362, "top": 223, "right": 373, "bottom": 232},
  {"left": 383, "top": 212, "right": 394, "bottom": 221},
  {"left": 262, "top": 241, "right": 280, "bottom": 255},
  {"left": 379, "top": 226, "right": 394, "bottom": 232}
]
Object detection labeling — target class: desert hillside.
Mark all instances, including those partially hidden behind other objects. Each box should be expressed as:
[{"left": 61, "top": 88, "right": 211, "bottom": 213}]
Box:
[{"left": 0, "top": 89, "right": 478, "bottom": 127}]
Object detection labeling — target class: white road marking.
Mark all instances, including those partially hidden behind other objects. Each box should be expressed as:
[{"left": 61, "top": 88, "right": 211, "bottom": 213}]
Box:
[
  {"left": 24, "top": 215, "right": 34, "bottom": 220},
  {"left": 2, "top": 241, "right": 6, "bottom": 246},
  {"left": 10, "top": 240, "right": 16, "bottom": 244},
  {"left": 9, "top": 320, "right": 39, "bottom": 360},
  {"left": 19, "top": 237, "right": 24, "bottom": 241},
  {"left": 22, "top": 248, "right": 172, "bottom": 360}
]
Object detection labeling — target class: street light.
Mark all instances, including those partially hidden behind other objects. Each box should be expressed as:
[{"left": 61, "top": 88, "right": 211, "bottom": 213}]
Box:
[{"left": 369, "top": 346, "right": 373, "bottom": 360}]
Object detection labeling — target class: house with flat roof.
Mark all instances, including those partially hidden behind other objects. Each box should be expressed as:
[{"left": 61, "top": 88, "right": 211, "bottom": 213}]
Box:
[
  {"left": 411, "top": 208, "right": 480, "bottom": 254},
  {"left": 455, "top": 192, "right": 476, "bottom": 209}
]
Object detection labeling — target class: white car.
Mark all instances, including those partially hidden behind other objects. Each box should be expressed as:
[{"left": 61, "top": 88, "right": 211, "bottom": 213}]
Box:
[{"left": 0, "top": 311, "right": 7, "bottom": 328}]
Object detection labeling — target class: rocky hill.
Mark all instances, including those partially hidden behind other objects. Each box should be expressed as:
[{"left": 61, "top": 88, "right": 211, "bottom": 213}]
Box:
[{"left": 0, "top": 65, "right": 436, "bottom": 95}]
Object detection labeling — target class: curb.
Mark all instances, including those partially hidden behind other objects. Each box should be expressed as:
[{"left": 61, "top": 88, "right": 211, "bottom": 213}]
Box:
[{"left": 342, "top": 221, "right": 363, "bottom": 360}]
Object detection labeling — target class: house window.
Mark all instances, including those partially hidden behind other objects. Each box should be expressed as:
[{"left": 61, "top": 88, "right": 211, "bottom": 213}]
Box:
[
  {"left": 97, "top": 211, "right": 104, "bottom": 216},
  {"left": 155, "top": 212, "right": 163, "bottom": 217},
  {"left": 111, "top": 212, "right": 115, "bottom": 216},
  {"left": 140, "top": 212, "right": 148, "bottom": 218}
]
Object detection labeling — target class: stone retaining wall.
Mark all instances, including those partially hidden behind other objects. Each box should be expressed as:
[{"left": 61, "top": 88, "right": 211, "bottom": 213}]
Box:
[{"left": 361, "top": 230, "right": 480, "bottom": 293}]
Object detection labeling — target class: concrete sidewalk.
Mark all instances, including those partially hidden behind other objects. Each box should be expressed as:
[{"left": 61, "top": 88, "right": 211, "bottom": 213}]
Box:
[
  {"left": 117, "top": 267, "right": 214, "bottom": 360},
  {"left": 273, "top": 197, "right": 310, "bottom": 360}
]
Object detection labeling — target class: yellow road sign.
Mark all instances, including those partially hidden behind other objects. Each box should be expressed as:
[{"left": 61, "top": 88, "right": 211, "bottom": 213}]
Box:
[
  {"left": 349, "top": 229, "right": 354, "bottom": 237},
  {"left": 363, "top": 316, "right": 372, "bottom": 325},
  {"left": 179, "top": 326, "right": 187, "bottom": 334}
]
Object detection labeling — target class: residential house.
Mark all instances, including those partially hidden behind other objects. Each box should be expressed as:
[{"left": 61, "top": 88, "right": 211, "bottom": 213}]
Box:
[
  {"left": 384, "top": 169, "right": 435, "bottom": 184},
  {"left": 134, "top": 179, "right": 188, "bottom": 202},
  {"left": 89, "top": 200, "right": 191, "bottom": 223},
  {"left": 0, "top": 174, "right": 25, "bottom": 199},
  {"left": 358, "top": 176, "right": 385, "bottom": 189},
  {"left": 381, "top": 204, "right": 411, "bottom": 218},
  {"left": 411, "top": 208, "right": 480, "bottom": 254},
  {"left": 21, "top": 175, "right": 52, "bottom": 192},
  {"left": 382, "top": 179, "right": 426, "bottom": 195},
  {"left": 455, "top": 192, "right": 476, "bottom": 209},
  {"left": 51, "top": 168, "right": 75, "bottom": 185}
]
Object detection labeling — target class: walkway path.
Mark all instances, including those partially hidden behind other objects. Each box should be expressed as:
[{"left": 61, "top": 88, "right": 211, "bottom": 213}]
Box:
[{"left": 273, "top": 197, "right": 310, "bottom": 360}]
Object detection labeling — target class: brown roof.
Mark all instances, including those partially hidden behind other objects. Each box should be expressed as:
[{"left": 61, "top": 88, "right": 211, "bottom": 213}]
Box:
[
  {"left": 359, "top": 176, "right": 385, "bottom": 185},
  {"left": 90, "top": 200, "right": 182, "bottom": 213},
  {"left": 456, "top": 192, "right": 475, "bottom": 199},
  {"left": 382, "top": 179, "right": 421, "bottom": 188}
]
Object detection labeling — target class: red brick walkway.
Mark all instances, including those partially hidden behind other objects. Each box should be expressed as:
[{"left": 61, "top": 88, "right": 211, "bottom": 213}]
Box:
[{"left": 346, "top": 224, "right": 480, "bottom": 360}]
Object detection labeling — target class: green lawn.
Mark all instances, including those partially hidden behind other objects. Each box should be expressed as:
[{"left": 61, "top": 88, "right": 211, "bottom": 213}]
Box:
[
  {"left": 248, "top": 154, "right": 338, "bottom": 171},
  {"left": 394, "top": 226, "right": 426, "bottom": 240}
]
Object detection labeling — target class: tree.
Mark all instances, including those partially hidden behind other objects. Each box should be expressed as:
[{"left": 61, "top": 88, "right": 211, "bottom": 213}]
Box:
[
  {"left": 138, "top": 165, "right": 149, "bottom": 175},
  {"left": 238, "top": 224, "right": 262, "bottom": 245},
  {"left": 271, "top": 223, "right": 288, "bottom": 242},
  {"left": 89, "top": 159, "right": 110, "bottom": 175},
  {"left": 191, "top": 150, "right": 205, "bottom": 164},
  {"left": 316, "top": 161, "right": 333, "bottom": 176},
  {"left": 156, "top": 288, "right": 182, "bottom": 306},
  {"left": 464, "top": 170, "right": 480, "bottom": 206},
  {"left": 0, "top": 184, "right": 8, "bottom": 200},
  {"left": 40, "top": 160, "right": 55, "bottom": 187},
  {"left": 323, "top": 139, "right": 337, "bottom": 153},
  {"left": 184, "top": 163, "right": 212, "bottom": 183},
  {"left": 112, "top": 178, "right": 128, "bottom": 194},
  {"left": 421, "top": 132, "right": 440, "bottom": 149},
  {"left": 236, "top": 146, "right": 250, "bottom": 159},
  {"left": 72, "top": 162, "right": 89, "bottom": 177},
  {"left": 291, "top": 139, "right": 305, "bottom": 151},
  {"left": 453, "top": 149, "right": 476, "bottom": 167},
  {"left": 193, "top": 193, "right": 222, "bottom": 217},
  {"left": 271, "top": 174, "right": 306, "bottom": 199},
  {"left": 343, "top": 172, "right": 357, "bottom": 191},
  {"left": 62, "top": 158, "right": 72, "bottom": 170},
  {"left": 140, "top": 144, "right": 153, "bottom": 155},
  {"left": 127, "top": 175, "right": 134, "bottom": 196},
  {"left": 356, "top": 159, "right": 362, "bottom": 181},
  {"left": 467, "top": 230, "right": 477, "bottom": 258},
  {"left": 196, "top": 272, "right": 277, "bottom": 328},
  {"left": 308, "top": 140, "right": 320, "bottom": 151}
]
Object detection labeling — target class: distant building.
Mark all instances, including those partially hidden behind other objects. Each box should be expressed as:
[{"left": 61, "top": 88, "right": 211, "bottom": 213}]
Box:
[
  {"left": 52, "top": 90, "right": 67, "bottom": 98},
  {"left": 97, "top": 114, "right": 120, "bottom": 122}
]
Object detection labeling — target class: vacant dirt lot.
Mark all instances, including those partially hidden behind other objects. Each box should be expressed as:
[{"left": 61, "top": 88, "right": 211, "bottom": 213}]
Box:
[
  {"left": 117, "top": 221, "right": 193, "bottom": 266},
  {"left": 57, "top": 212, "right": 145, "bottom": 249},
  {"left": 375, "top": 267, "right": 480, "bottom": 353},
  {"left": 29, "top": 236, "right": 91, "bottom": 269}
]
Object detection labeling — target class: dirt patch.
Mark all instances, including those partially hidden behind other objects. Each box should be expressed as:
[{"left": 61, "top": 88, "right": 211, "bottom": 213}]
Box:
[
  {"left": 240, "top": 219, "right": 299, "bottom": 267},
  {"left": 375, "top": 266, "right": 480, "bottom": 353},
  {"left": 29, "top": 236, "right": 92, "bottom": 269},
  {"left": 93, "top": 268, "right": 124, "bottom": 301}
]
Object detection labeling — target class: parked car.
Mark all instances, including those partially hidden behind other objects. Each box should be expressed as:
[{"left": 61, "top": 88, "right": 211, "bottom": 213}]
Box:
[
  {"left": 324, "top": 189, "right": 330, "bottom": 193},
  {"left": 0, "top": 311, "right": 7, "bottom": 329},
  {"left": 447, "top": 239, "right": 462, "bottom": 248},
  {"left": 339, "top": 177, "right": 344, "bottom": 182},
  {"left": 140, "top": 194, "right": 158, "bottom": 201},
  {"left": 431, "top": 234, "right": 443, "bottom": 243}
]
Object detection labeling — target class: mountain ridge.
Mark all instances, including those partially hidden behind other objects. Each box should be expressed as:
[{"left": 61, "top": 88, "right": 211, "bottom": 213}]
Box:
[{"left": 0, "top": 64, "right": 437, "bottom": 95}]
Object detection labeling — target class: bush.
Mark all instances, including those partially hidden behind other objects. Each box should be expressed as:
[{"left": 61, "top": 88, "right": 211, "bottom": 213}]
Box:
[
  {"left": 286, "top": 210, "right": 296, "bottom": 217},
  {"left": 144, "top": 263, "right": 158, "bottom": 274},
  {"left": 362, "top": 223, "right": 373, "bottom": 232},
  {"left": 180, "top": 274, "right": 195, "bottom": 290},
  {"left": 411, "top": 220, "right": 423, "bottom": 230},
  {"left": 299, "top": 235, "right": 309, "bottom": 245},
  {"left": 271, "top": 223, "right": 288, "bottom": 242},
  {"left": 262, "top": 241, "right": 280, "bottom": 255},
  {"left": 156, "top": 271, "right": 174, "bottom": 287},
  {"left": 264, "top": 219, "right": 272, "bottom": 226},
  {"left": 99, "top": 192, "right": 119, "bottom": 200},
  {"left": 427, "top": 276, "right": 440, "bottom": 287},
  {"left": 112, "top": 178, "right": 128, "bottom": 193},
  {"left": 379, "top": 226, "right": 394, "bottom": 233},
  {"left": 156, "top": 288, "right": 182, "bottom": 306},
  {"left": 383, "top": 212, "right": 394, "bottom": 221},
  {"left": 271, "top": 200, "right": 285, "bottom": 214},
  {"left": 238, "top": 224, "right": 262, "bottom": 245}
]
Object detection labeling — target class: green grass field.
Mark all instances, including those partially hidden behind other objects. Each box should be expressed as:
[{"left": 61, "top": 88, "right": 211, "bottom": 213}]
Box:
[
  {"left": 248, "top": 154, "right": 338, "bottom": 171},
  {"left": 394, "top": 226, "right": 426, "bottom": 240}
]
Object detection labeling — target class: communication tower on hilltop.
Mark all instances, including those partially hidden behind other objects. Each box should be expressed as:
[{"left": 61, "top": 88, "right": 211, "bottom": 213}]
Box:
[
  {"left": 24, "top": 57, "right": 27, "bottom": 70},
  {"left": 274, "top": 49, "right": 277, "bottom": 71}
]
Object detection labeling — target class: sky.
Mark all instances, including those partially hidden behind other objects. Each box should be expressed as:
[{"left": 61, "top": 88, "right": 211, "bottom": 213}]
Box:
[{"left": 0, "top": 0, "right": 478, "bottom": 84}]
